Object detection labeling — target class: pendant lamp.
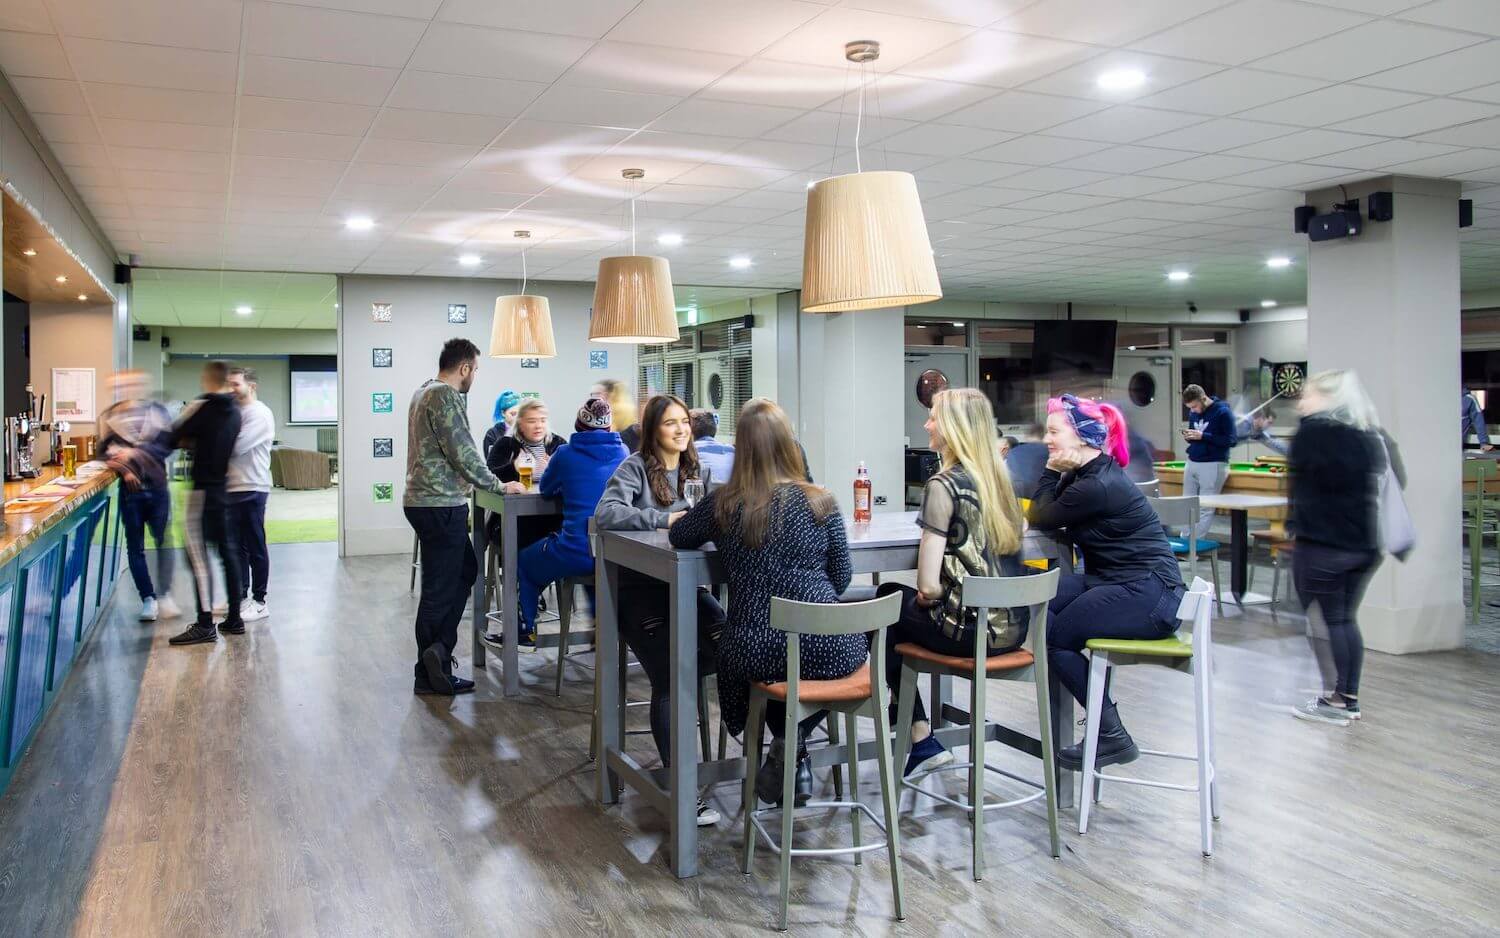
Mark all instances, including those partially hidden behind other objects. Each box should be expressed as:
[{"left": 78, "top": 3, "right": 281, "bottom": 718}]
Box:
[
  {"left": 590, "top": 168, "right": 678, "bottom": 343},
  {"left": 490, "top": 230, "right": 557, "bottom": 358},
  {"left": 802, "top": 41, "right": 941, "bottom": 314}
]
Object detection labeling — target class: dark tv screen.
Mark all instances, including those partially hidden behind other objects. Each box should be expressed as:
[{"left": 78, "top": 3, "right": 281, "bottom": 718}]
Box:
[{"left": 1031, "top": 320, "right": 1117, "bottom": 377}]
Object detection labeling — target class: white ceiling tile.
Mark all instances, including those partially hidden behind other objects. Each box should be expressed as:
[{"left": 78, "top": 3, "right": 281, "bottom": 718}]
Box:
[
  {"left": 701, "top": 60, "right": 846, "bottom": 110},
  {"left": 1143, "top": 154, "right": 1281, "bottom": 182},
  {"left": 968, "top": 134, "right": 1108, "bottom": 165},
  {"left": 879, "top": 123, "right": 1015, "bottom": 157},
  {"left": 1397, "top": 0, "right": 1500, "bottom": 38},
  {"left": 31, "top": 113, "right": 99, "bottom": 144},
  {"left": 1360, "top": 41, "right": 1500, "bottom": 95},
  {"left": 1134, "top": 69, "right": 1327, "bottom": 116},
  {"left": 1253, "top": 20, "right": 1481, "bottom": 81},
  {"left": 897, "top": 28, "right": 1096, "bottom": 88},
  {"left": 108, "top": 146, "right": 230, "bottom": 174},
  {"left": 842, "top": 0, "right": 1027, "bottom": 27},
  {"left": 232, "top": 172, "right": 339, "bottom": 199},
  {"left": 524, "top": 86, "right": 681, "bottom": 129},
  {"left": 1019, "top": 51, "right": 1223, "bottom": 103},
  {"left": 649, "top": 99, "right": 804, "bottom": 137},
  {"left": 238, "top": 97, "right": 380, "bottom": 136},
  {"left": 0, "top": 30, "right": 72, "bottom": 78},
  {"left": 917, "top": 158, "right": 1024, "bottom": 185},
  {"left": 1144, "top": 181, "right": 1267, "bottom": 204},
  {"left": 672, "top": 164, "right": 793, "bottom": 189},
  {"left": 1056, "top": 145, "right": 1196, "bottom": 173},
  {"left": 97, "top": 118, "right": 233, "bottom": 152},
  {"left": 241, "top": 55, "right": 401, "bottom": 107},
  {"left": 1131, "top": 1, "right": 1371, "bottom": 65},
  {"left": 355, "top": 138, "right": 483, "bottom": 168},
  {"left": 384, "top": 71, "right": 544, "bottom": 118},
  {"left": 0, "top": 0, "right": 49, "bottom": 34},
  {"left": 940, "top": 90, "right": 1108, "bottom": 133},
  {"left": 235, "top": 129, "right": 364, "bottom": 161},
  {"left": 437, "top": 0, "right": 639, "bottom": 38},
  {"left": 246, "top": 4, "right": 427, "bottom": 68},
  {"left": 1066, "top": 175, "right": 1191, "bottom": 197},
  {"left": 48, "top": 0, "right": 243, "bottom": 51},
  {"left": 760, "top": 7, "right": 974, "bottom": 71},
  {"left": 727, "top": 138, "right": 834, "bottom": 169},
  {"left": 1139, "top": 118, "right": 1299, "bottom": 153},
  {"left": 994, "top": 0, "right": 1234, "bottom": 46},
  {"left": 1234, "top": 83, "right": 1426, "bottom": 126},
  {"left": 1216, "top": 162, "right": 1359, "bottom": 188},
  {"left": 1333, "top": 97, "right": 1500, "bottom": 136},
  {"left": 10, "top": 76, "right": 88, "bottom": 114},
  {"left": 120, "top": 168, "right": 228, "bottom": 192},
  {"left": 848, "top": 75, "right": 1001, "bottom": 122},
  {"left": 761, "top": 108, "right": 916, "bottom": 145},
  {"left": 1044, "top": 105, "right": 1207, "bottom": 144},
  {"left": 82, "top": 82, "right": 233, "bottom": 126},
  {"left": 63, "top": 36, "right": 234, "bottom": 91},
  {"left": 1386, "top": 149, "right": 1500, "bottom": 178},
  {"left": 1006, "top": 192, "right": 1120, "bottom": 212},
  {"left": 606, "top": 0, "right": 822, "bottom": 55},
  {"left": 409, "top": 22, "right": 593, "bottom": 81},
  {"left": 234, "top": 155, "right": 348, "bottom": 182},
  {"left": 1415, "top": 115, "right": 1500, "bottom": 148},
  {"left": 1319, "top": 138, "right": 1461, "bottom": 169},
  {"left": 368, "top": 108, "right": 510, "bottom": 145},
  {"left": 1000, "top": 166, "right": 1116, "bottom": 191},
  {"left": 1225, "top": 128, "right": 1385, "bottom": 161},
  {"left": 560, "top": 41, "right": 740, "bottom": 96}
]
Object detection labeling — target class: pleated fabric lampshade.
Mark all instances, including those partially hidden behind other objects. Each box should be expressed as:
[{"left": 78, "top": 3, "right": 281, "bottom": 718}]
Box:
[
  {"left": 490, "top": 294, "right": 556, "bottom": 358},
  {"left": 802, "top": 170, "right": 942, "bottom": 313},
  {"left": 589, "top": 255, "right": 679, "bottom": 343}
]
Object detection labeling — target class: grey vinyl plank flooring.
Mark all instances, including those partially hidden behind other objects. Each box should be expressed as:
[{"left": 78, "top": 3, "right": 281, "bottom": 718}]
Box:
[{"left": 0, "top": 541, "right": 1495, "bottom": 936}]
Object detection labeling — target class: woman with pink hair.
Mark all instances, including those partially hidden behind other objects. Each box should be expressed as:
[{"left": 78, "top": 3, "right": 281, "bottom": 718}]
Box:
[{"left": 1026, "top": 393, "right": 1185, "bottom": 772}]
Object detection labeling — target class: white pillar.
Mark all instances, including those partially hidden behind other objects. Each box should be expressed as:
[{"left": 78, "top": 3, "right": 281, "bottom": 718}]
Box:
[{"left": 1305, "top": 175, "right": 1464, "bottom": 653}]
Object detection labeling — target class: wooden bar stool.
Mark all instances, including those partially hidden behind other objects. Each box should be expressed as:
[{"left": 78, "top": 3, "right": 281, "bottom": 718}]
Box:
[
  {"left": 741, "top": 593, "right": 904, "bottom": 932},
  {"left": 892, "top": 567, "right": 1062, "bottom": 881},
  {"left": 1078, "top": 577, "right": 1219, "bottom": 856}
]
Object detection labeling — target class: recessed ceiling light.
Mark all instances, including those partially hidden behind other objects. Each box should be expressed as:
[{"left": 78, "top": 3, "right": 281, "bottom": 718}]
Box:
[
  {"left": 55, "top": 275, "right": 67, "bottom": 283},
  {"left": 1167, "top": 270, "right": 1191, "bottom": 282},
  {"left": 1266, "top": 256, "right": 1292, "bottom": 269},
  {"left": 235, "top": 305, "right": 252, "bottom": 315},
  {"left": 1261, "top": 299, "right": 1278, "bottom": 308},
  {"left": 22, "top": 248, "right": 36, "bottom": 256},
  {"left": 459, "top": 253, "right": 481, "bottom": 267},
  {"left": 1097, "top": 68, "right": 1147, "bottom": 92},
  {"left": 729, "top": 256, "right": 752, "bottom": 269},
  {"left": 345, "top": 216, "right": 374, "bottom": 231},
  {"left": 77, "top": 294, "right": 88, "bottom": 301},
  {"left": 657, "top": 233, "right": 683, "bottom": 247}
]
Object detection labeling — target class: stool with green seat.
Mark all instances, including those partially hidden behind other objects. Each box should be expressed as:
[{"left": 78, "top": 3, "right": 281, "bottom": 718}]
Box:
[
  {"left": 1151, "top": 495, "right": 1223, "bottom": 615},
  {"left": 1078, "top": 576, "right": 1219, "bottom": 856}
]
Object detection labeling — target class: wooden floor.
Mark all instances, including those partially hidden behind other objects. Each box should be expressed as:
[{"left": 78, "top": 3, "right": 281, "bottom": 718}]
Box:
[{"left": 0, "top": 542, "right": 1496, "bottom": 936}]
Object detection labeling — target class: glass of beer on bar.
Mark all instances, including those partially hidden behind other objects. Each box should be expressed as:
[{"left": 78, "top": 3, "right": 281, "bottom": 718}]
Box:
[{"left": 61, "top": 444, "right": 78, "bottom": 478}]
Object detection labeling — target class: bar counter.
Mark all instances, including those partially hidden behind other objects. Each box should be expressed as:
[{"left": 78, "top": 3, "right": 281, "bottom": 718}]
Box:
[{"left": 0, "top": 467, "right": 124, "bottom": 794}]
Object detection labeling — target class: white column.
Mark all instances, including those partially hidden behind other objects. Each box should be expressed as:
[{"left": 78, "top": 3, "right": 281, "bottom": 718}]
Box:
[{"left": 1305, "top": 175, "right": 1464, "bottom": 653}]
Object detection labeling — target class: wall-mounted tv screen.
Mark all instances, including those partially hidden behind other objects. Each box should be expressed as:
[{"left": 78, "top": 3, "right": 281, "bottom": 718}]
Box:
[
  {"left": 1031, "top": 320, "right": 1118, "bottom": 378},
  {"left": 289, "top": 354, "right": 337, "bottom": 424}
]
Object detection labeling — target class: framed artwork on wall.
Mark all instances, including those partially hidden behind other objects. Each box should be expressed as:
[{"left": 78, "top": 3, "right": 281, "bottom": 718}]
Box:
[
  {"left": 448, "top": 304, "right": 468, "bottom": 324},
  {"left": 373, "top": 438, "right": 393, "bottom": 458},
  {"left": 371, "top": 302, "right": 393, "bottom": 322},
  {"left": 372, "top": 392, "right": 394, "bottom": 413},
  {"left": 520, "top": 357, "right": 539, "bottom": 369},
  {"left": 589, "top": 350, "right": 608, "bottom": 370},
  {"left": 373, "top": 482, "right": 394, "bottom": 503},
  {"left": 372, "top": 348, "right": 392, "bottom": 368}
]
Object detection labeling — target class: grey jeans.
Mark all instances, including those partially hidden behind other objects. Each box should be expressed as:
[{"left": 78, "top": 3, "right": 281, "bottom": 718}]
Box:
[{"left": 1182, "top": 460, "right": 1228, "bottom": 539}]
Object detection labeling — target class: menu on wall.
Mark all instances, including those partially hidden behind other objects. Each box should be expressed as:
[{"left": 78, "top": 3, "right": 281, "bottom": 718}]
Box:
[{"left": 51, "top": 368, "right": 96, "bottom": 422}]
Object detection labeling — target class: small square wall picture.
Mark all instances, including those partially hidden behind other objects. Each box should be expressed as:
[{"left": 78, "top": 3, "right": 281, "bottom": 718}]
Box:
[
  {"left": 589, "top": 350, "right": 608, "bottom": 370},
  {"left": 371, "top": 302, "right": 393, "bottom": 323},
  {"left": 520, "top": 357, "right": 540, "bottom": 369},
  {"left": 372, "top": 482, "right": 394, "bottom": 504},
  {"left": 447, "top": 303, "right": 468, "bottom": 324},
  {"left": 372, "top": 347, "right": 393, "bottom": 368},
  {"left": 372, "top": 392, "right": 394, "bottom": 413},
  {"left": 373, "top": 437, "right": 394, "bottom": 458}
]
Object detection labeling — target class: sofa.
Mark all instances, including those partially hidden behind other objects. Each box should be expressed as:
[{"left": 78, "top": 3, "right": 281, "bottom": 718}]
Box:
[{"left": 270, "top": 447, "right": 333, "bottom": 490}]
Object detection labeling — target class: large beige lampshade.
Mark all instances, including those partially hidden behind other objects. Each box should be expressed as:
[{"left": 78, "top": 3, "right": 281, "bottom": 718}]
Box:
[
  {"left": 490, "top": 294, "right": 556, "bottom": 358},
  {"left": 590, "top": 255, "right": 678, "bottom": 343},
  {"left": 802, "top": 170, "right": 942, "bottom": 313}
]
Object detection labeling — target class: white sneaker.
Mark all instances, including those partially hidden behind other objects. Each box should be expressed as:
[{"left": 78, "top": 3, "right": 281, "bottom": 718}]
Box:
[
  {"left": 157, "top": 595, "right": 182, "bottom": 619},
  {"left": 139, "top": 597, "right": 159, "bottom": 621},
  {"left": 696, "top": 798, "right": 721, "bottom": 827},
  {"left": 241, "top": 599, "right": 270, "bottom": 622}
]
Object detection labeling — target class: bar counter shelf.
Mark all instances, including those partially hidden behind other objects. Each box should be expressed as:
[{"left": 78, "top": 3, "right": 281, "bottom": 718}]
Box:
[{"left": 0, "top": 467, "right": 125, "bottom": 795}]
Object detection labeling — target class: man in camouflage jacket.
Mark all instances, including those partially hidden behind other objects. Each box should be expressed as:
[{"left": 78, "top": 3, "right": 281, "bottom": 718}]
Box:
[{"left": 405, "top": 338, "right": 504, "bottom": 696}]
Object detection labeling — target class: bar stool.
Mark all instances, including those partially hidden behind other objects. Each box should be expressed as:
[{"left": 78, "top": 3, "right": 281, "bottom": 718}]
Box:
[
  {"left": 1078, "top": 577, "right": 1219, "bottom": 856},
  {"left": 1250, "top": 529, "right": 1295, "bottom": 612},
  {"left": 892, "top": 567, "right": 1062, "bottom": 881},
  {"left": 1151, "top": 495, "right": 1223, "bottom": 615},
  {"left": 409, "top": 534, "right": 420, "bottom": 593},
  {"left": 1134, "top": 478, "right": 1161, "bottom": 498},
  {"left": 741, "top": 593, "right": 904, "bottom": 932}
]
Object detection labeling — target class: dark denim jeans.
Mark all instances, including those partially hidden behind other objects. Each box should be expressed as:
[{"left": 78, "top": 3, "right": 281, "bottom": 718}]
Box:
[
  {"left": 227, "top": 491, "right": 269, "bottom": 602},
  {"left": 1047, "top": 573, "right": 1182, "bottom": 708},
  {"left": 120, "top": 485, "right": 172, "bottom": 600}
]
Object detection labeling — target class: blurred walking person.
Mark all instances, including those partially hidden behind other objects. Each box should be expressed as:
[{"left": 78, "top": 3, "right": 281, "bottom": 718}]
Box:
[
  {"left": 1289, "top": 370, "right": 1405, "bottom": 725},
  {"left": 98, "top": 370, "right": 179, "bottom": 622},
  {"left": 166, "top": 361, "right": 244, "bottom": 645},
  {"left": 227, "top": 367, "right": 275, "bottom": 622}
]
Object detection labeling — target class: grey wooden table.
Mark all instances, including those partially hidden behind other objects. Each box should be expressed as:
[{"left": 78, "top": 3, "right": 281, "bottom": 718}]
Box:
[
  {"left": 1198, "top": 493, "right": 1288, "bottom": 604},
  {"left": 593, "top": 510, "right": 1076, "bottom": 878},
  {"left": 469, "top": 488, "right": 573, "bottom": 697}
]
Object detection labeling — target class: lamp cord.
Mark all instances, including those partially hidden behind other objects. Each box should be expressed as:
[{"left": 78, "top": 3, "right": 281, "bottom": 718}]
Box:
[
  {"left": 630, "top": 176, "right": 637, "bottom": 255},
  {"left": 854, "top": 60, "right": 866, "bottom": 174},
  {"left": 521, "top": 246, "right": 527, "bottom": 295}
]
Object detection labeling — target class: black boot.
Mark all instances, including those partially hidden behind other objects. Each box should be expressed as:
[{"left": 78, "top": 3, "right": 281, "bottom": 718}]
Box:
[
  {"left": 756, "top": 733, "right": 813, "bottom": 807},
  {"left": 1057, "top": 705, "right": 1139, "bottom": 772}
]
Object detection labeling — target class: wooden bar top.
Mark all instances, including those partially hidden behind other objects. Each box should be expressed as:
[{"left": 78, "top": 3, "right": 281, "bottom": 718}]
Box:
[{"left": 0, "top": 466, "right": 115, "bottom": 565}]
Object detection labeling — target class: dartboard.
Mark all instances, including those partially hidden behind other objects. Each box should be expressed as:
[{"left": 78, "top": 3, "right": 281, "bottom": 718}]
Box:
[{"left": 1273, "top": 362, "right": 1305, "bottom": 398}]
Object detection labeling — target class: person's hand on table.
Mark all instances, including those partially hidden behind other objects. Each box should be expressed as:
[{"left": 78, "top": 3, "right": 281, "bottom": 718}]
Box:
[
  {"left": 664, "top": 510, "right": 686, "bottom": 529},
  {"left": 502, "top": 481, "right": 526, "bottom": 495}
]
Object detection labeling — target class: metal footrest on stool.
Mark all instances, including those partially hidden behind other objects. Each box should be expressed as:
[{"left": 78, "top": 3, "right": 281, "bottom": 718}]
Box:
[
  {"left": 901, "top": 759, "right": 1048, "bottom": 814},
  {"left": 750, "top": 800, "right": 889, "bottom": 858}
]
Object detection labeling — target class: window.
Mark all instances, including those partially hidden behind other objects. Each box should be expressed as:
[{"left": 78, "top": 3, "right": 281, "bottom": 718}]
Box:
[
  {"left": 1177, "top": 327, "right": 1229, "bottom": 347},
  {"left": 1118, "top": 325, "right": 1169, "bottom": 350},
  {"left": 637, "top": 319, "right": 754, "bottom": 438},
  {"left": 906, "top": 321, "right": 967, "bottom": 346}
]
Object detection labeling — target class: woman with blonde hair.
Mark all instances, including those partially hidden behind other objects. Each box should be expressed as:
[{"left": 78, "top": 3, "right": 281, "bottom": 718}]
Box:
[
  {"left": 877, "top": 387, "right": 1032, "bottom": 776},
  {"left": 670, "top": 398, "right": 863, "bottom": 807},
  {"left": 1288, "top": 369, "right": 1404, "bottom": 725}
]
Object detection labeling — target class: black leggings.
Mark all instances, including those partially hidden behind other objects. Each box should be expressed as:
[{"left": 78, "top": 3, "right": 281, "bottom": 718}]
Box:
[
  {"left": 618, "top": 584, "right": 724, "bottom": 765},
  {"left": 1293, "top": 543, "right": 1380, "bottom": 697},
  {"left": 876, "top": 582, "right": 1012, "bottom": 726}
]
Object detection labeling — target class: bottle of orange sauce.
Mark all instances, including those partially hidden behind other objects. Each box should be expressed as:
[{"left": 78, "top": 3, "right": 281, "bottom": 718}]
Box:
[{"left": 853, "top": 461, "right": 872, "bottom": 524}]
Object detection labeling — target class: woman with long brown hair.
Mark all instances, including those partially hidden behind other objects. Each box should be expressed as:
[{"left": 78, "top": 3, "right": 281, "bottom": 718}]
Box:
[
  {"left": 596, "top": 393, "right": 725, "bottom": 825},
  {"left": 670, "top": 398, "right": 865, "bottom": 808}
]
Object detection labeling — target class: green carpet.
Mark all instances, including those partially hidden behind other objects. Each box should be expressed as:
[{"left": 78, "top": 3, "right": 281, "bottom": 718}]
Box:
[{"left": 143, "top": 482, "right": 337, "bottom": 548}]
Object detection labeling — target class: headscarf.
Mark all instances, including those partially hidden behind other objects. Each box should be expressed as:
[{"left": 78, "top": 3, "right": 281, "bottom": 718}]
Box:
[{"left": 1051, "top": 393, "right": 1109, "bottom": 449}]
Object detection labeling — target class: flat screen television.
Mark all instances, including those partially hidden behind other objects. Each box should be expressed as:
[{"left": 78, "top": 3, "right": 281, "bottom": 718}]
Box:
[
  {"left": 1031, "top": 320, "right": 1117, "bottom": 378},
  {"left": 289, "top": 354, "right": 337, "bottom": 424}
]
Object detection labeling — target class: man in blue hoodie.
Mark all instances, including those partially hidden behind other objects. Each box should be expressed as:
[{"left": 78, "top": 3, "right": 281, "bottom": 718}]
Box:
[
  {"left": 1181, "top": 383, "right": 1235, "bottom": 540},
  {"left": 517, "top": 397, "right": 629, "bottom": 644}
]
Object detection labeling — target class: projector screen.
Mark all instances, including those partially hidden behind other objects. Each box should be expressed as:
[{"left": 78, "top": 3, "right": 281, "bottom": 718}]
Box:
[{"left": 289, "top": 355, "right": 338, "bottom": 424}]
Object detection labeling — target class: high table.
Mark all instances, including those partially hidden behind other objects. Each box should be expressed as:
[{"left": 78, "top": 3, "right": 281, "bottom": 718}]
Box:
[
  {"left": 594, "top": 510, "right": 1075, "bottom": 878},
  {"left": 469, "top": 489, "right": 569, "bottom": 697},
  {"left": 1197, "top": 493, "right": 1289, "bottom": 605}
]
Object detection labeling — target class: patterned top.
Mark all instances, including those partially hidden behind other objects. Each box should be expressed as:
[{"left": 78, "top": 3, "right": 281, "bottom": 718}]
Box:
[
  {"left": 917, "top": 466, "right": 1029, "bottom": 652},
  {"left": 404, "top": 379, "right": 500, "bottom": 507},
  {"left": 670, "top": 484, "right": 868, "bottom": 736}
]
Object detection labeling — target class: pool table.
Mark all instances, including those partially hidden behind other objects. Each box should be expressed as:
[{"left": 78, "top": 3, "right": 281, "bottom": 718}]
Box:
[{"left": 1154, "top": 460, "right": 1288, "bottom": 520}]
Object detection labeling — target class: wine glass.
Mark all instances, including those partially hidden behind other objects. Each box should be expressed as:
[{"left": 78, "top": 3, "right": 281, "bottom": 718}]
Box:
[{"left": 683, "top": 478, "right": 705, "bottom": 508}]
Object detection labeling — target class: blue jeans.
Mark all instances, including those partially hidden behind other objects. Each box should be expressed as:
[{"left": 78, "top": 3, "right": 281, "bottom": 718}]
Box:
[
  {"left": 227, "top": 491, "right": 269, "bottom": 602},
  {"left": 518, "top": 536, "right": 593, "bottom": 633},
  {"left": 1046, "top": 573, "right": 1182, "bottom": 708},
  {"left": 120, "top": 486, "right": 172, "bottom": 600}
]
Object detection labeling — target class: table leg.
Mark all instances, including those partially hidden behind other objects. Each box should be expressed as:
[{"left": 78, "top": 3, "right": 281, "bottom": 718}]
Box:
[
  {"left": 1050, "top": 670, "right": 1075, "bottom": 810},
  {"left": 668, "top": 563, "right": 700, "bottom": 878},
  {"left": 1472, "top": 481, "right": 1483, "bottom": 623},
  {"left": 501, "top": 505, "right": 520, "bottom": 696},
  {"left": 470, "top": 499, "right": 486, "bottom": 669},
  {"left": 1230, "top": 509, "right": 1248, "bottom": 603},
  {"left": 596, "top": 556, "right": 623, "bottom": 804}
]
